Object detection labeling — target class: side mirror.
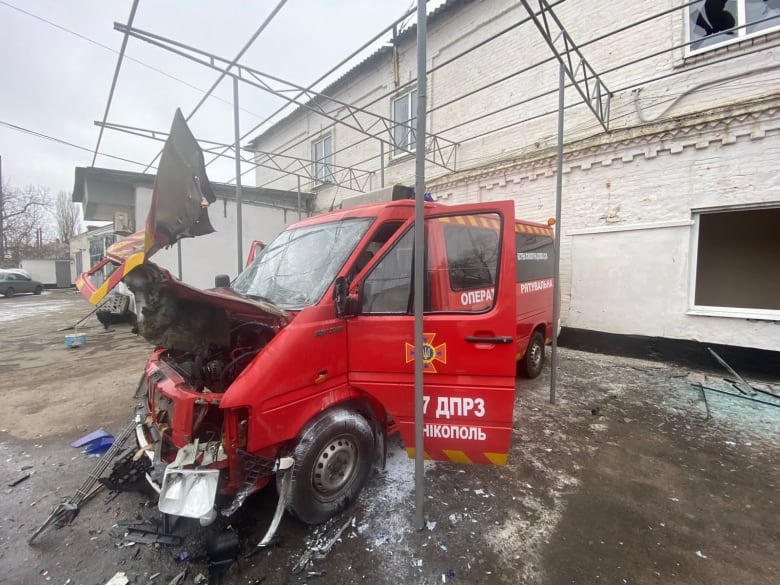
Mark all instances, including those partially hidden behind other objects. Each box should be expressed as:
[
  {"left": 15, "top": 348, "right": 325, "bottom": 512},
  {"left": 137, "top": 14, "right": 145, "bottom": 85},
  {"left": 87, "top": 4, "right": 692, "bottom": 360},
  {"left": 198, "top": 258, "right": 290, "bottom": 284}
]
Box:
[
  {"left": 214, "top": 274, "right": 231, "bottom": 288},
  {"left": 333, "top": 276, "right": 359, "bottom": 318}
]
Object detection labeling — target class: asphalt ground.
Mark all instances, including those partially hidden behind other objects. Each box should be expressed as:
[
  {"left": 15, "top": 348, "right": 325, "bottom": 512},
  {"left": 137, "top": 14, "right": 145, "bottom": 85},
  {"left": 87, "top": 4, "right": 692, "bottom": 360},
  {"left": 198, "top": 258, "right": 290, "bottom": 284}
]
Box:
[{"left": 0, "top": 289, "right": 778, "bottom": 585}]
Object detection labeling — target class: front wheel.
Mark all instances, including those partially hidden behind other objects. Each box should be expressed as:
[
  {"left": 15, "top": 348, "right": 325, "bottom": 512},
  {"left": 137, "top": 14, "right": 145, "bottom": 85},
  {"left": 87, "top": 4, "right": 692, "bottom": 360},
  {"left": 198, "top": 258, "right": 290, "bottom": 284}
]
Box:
[
  {"left": 33, "top": 286, "right": 42, "bottom": 295},
  {"left": 519, "top": 330, "right": 545, "bottom": 379},
  {"left": 282, "top": 408, "right": 374, "bottom": 525}
]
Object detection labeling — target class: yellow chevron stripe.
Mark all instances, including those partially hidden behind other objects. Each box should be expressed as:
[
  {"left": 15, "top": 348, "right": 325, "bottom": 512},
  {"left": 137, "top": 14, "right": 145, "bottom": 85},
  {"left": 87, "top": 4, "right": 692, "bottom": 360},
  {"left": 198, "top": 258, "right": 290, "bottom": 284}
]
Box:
[
  {"left": 88, "top": 251, "right": 146, "bottom": 305},
  {"left": 484, "top": 452, "right": 508, "bottom": 465},
  {"left": 443, "top": 450, "right": 472, "bottom": 463}
]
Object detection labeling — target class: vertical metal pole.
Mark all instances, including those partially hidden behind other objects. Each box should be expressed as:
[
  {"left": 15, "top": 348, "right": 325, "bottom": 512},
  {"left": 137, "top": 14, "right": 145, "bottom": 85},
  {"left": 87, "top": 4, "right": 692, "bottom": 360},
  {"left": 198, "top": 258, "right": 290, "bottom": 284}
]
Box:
[
  {"left": 177, "top": 240, "right": 182, "bottom": 280},
  {"left": 413, "top": 0, "right": 427, "bottom": 531},
  {"left": 380, "top": 141, "right": 385, "bottom": 188},
  {"left": 233, "top": 76, "right": 244, "bottom": 274},
  {"left": 297, "top": 175, "right": 302, "bottom": 220},
  {"left": 550, "top": 63, "right": 564, "bottom": 405},
  {"left": 0, "top": 155, "right": 4, "bottom": 266}
]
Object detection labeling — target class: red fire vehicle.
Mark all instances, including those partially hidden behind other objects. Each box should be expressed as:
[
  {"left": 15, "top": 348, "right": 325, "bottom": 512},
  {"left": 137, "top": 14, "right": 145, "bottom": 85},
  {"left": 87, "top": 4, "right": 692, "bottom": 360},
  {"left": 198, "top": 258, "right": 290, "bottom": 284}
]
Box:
[{"left": 78, "top": 111, "right": 555, "bottom": 532}]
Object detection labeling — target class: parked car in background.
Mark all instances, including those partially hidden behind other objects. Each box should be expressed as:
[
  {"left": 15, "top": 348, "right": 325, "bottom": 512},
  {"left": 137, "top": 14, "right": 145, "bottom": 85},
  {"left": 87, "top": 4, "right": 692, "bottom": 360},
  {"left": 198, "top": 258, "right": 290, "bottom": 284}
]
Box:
[{"left": 0, "top": 269, "right": 43, "bottom": 297}]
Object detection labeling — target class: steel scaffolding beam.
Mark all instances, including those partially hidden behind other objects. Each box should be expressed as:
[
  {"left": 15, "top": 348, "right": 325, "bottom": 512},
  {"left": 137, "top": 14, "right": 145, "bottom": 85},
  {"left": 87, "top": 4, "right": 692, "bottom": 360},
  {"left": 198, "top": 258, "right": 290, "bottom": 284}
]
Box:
[
  {"left": 95, "top": 121, "right": 373, "bottom": 193},
  {"left": 114, "top": 22, "right": 458, "bottom": 172},
  {"left": 519, "top": 0, "right": 611, "bottom": 130}
]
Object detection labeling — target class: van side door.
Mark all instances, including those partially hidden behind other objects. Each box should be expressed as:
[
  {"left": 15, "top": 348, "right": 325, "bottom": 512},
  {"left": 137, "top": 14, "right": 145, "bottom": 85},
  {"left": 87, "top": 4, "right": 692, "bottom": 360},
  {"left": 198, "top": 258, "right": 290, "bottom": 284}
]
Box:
[{"left": 345, "top": 201, "right": 517, "bottom": 465}]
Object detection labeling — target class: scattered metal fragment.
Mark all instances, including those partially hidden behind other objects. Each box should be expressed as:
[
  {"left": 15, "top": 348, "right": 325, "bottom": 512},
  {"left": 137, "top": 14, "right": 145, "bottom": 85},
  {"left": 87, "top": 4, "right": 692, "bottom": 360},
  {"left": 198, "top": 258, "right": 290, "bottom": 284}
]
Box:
[
  {"left": 292, "top": 515, "right": 354, "bottom": 575},
  {"left": 123, "top": 527, "right": 183, "bottom": 547},
  {"left": 725, "top": 378, "right": 780, "bottom": 401},
  {"left": 707, "top": 348, "right": 756, "bottom": 396},
  {"left": 166, "top": 569, "right": 187, "bottom": 585},
  {"left": 8, "top": 473, "right": 31, "bottom": 487},
  {"left": 697, "top": 383, "right": 711, "bottom": 420},
  {"left": 28, "top": 420, "right": 137, "bottom": 544},
  {"left": 251, "top": 457, "right": 294, "bottom": 551},
  {"left": 691, "top": 383, "right": 780, "bottom": 409}
]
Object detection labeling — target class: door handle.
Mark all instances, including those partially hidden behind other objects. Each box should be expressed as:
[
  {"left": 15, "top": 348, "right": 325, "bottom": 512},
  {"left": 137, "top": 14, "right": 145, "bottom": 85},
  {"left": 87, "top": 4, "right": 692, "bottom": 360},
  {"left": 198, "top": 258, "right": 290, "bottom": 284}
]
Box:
[{"left": 465, "top": 335, "right": 513, "bottom": 344}]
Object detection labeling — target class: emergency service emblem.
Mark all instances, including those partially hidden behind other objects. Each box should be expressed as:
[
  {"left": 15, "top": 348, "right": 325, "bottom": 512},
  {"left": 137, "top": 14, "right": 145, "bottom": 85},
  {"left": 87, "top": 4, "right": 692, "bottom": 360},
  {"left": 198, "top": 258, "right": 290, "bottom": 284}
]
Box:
[{"left": 405, "top": 333, "right": 447, "bottom": 373}]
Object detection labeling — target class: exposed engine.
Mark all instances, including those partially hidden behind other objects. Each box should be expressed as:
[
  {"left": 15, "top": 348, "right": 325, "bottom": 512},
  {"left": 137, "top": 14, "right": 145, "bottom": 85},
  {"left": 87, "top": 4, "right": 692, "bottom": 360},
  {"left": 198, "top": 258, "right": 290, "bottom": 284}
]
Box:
[
  {"left": 158, "top": 319, "right": 275, "bottom": 393},
  {"left": 123, "top": 263, "right": 283, "bottom": 394}
]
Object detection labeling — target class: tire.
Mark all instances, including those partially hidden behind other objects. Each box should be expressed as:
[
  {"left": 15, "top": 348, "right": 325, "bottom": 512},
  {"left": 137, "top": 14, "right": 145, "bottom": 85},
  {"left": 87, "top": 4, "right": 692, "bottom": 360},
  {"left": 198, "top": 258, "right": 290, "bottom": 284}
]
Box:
[
  {"left": 520, "top": 330, "right": 545, "bottom": 379},
  {"left": 282, "top": 408, "right": 374, "bottom": 525},
  {"left": 4, "top": 287, "right": 15, "bottom": 298},
  {"left": 33, "top": 286, "right": 43, "bottom": 295}
]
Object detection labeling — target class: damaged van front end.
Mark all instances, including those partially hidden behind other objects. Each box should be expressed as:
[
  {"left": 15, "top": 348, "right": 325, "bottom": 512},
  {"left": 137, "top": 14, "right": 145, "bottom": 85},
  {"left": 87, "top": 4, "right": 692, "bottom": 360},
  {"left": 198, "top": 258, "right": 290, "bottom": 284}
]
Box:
[{"left": 127, "top": 261, "right": 290, "bottom": 525}]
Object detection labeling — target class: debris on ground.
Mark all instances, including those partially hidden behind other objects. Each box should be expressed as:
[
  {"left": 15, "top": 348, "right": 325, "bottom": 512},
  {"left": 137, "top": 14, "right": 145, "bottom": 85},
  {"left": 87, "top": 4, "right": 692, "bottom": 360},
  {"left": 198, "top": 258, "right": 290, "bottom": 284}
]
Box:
[
  {"left": 8, "top": 473, "right": 31, "bottom": 487},
  {"left": 293, "top": 515, "right": 354, "bottom": 574},
  {"left": 28, "top": 420, "right": 136, "bottom": 543},
  {"left": 123, "top": 527, "right": 183, "bottom": 547},
  {"left": 104, "top": 572, "right": 129, "bottom": 585}
]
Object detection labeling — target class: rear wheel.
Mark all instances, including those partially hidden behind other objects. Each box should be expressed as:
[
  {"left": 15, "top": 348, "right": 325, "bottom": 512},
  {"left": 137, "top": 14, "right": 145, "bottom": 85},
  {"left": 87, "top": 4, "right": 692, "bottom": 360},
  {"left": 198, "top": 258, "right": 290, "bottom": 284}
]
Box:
[
  {"left": 33, "top": 285, "right": 42, "bottom": 295},
  {"left": 4, "top": 287, "right": 15, "bottom": 298},
  {"left": 520, "top": 330, "right": 545, "bottom": 379},
  {"left": 283, "top": 408, "right": 374, "bottom": 525}
]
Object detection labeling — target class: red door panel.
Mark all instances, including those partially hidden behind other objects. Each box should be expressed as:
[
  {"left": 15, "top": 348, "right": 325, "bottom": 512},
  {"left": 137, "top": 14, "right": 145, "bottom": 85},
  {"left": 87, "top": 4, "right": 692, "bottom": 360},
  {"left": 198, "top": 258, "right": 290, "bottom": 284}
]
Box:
[{"left": 346, "top": 201, "right": 517, "bottom": 465}]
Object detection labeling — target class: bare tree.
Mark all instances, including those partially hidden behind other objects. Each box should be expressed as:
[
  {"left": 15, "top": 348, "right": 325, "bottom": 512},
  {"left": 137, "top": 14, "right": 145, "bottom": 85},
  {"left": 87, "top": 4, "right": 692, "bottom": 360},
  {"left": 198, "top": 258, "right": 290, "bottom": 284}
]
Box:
[
  {"left": 0, "top": 182, "right": 53, "bottom": 265},
  {"left": 55, "top": 190, "right": 82, "bottom": 247}
]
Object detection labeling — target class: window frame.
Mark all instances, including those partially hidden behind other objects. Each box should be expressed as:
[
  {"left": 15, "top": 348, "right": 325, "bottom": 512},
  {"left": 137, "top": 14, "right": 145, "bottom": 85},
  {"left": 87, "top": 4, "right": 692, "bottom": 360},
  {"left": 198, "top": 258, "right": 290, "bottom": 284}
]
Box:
[
  {"left": 312, "top": 134, "right": 334, "bottom": 185},
  {"left": 688, "top": 203, "right": 780, "bottom": 321},
  {"left": 391, "top": 89, "right": 418, "bottom": 157},
  {"left": 685, "top": 0, "right": 780, "bottom": 56}
]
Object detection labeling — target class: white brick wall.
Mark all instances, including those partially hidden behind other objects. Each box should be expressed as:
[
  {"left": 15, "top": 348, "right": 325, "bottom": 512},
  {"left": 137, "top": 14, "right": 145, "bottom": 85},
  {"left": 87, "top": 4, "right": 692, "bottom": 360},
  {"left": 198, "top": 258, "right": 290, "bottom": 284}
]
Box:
[{"left": 250, "top": 0, "right": 780, "bottom": 351}]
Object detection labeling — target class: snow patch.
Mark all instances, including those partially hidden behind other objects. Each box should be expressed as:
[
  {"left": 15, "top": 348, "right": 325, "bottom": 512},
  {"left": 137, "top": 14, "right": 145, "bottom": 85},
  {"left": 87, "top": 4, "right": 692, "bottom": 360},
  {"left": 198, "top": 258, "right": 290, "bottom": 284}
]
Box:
[{"left": 0, "top": 295, "right": 73, "bottom": 324}]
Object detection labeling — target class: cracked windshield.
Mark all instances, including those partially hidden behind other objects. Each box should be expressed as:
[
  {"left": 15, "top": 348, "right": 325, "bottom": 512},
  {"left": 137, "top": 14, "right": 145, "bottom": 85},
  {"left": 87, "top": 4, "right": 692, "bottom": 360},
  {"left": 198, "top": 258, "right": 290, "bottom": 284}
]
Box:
[{"left": 232, "top": 217, "right": 373, "bottom": 309}]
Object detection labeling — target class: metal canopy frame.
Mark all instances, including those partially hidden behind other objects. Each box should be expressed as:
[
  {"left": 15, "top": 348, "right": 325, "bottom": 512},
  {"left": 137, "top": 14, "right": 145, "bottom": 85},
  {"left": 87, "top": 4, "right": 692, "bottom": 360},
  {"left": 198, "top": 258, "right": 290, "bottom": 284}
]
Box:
[
  {"left": 519, "top": 0, "right": 611, "bottom": 131},
  {"left": 95, "top": 121, "right": 374, "bottom": 194},
  {"left": 114, "top": 22, "right": 459, "bottom": 174}
]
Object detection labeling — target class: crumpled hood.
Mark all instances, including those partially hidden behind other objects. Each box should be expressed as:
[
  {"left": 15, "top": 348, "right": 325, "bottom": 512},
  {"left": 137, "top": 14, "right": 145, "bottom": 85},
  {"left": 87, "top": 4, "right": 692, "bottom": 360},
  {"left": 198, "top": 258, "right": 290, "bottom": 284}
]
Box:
[
  {"left": 125, "top": 262, "right": 288, "bottom": 353},
  {"left": 76, "top": 108, "right": 289, "bottom": 344}
]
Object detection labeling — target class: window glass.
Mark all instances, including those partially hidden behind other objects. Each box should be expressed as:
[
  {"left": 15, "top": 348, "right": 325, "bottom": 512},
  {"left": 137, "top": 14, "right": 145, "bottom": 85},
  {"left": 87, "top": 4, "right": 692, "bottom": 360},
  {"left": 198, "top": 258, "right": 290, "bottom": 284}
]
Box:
[
  {"left": 746, "top": 0, "right": 780, "bottom": 34},
  {"left": 361, "top": 227, "right": 414, "bottom": 314},
  {"left": 392, "top": 90, "right": 418, "bottom": 155},
  {"left": 443, "top": 223, "right": 498, "bottom": 291},
  {"left": 430, "top": 213, "right": 501, "bottom": 313},
  {"left": 233, "top": 217, "right": 372, "bottom": 309},
  {"left": 516, "top": 234, "right": 555, "bottom": 282},
  {"left": 313, "top": 135, "right": 333, "bottom": 183},
  {"left": 689, "top": 0, "right": 780, "bottom": 51},
  {"left": 694, "top": 208, "right": 780, "bottom": 311},
  {"left": 361, "top": 212, "right": 503, "bottom": 314}
]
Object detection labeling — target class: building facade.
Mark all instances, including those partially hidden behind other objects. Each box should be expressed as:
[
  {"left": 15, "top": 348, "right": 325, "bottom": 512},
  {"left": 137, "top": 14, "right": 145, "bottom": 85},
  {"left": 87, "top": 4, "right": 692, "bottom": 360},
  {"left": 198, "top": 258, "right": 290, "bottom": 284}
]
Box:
[
  {"left": 248, "top": 0, "right": 780, "bottom": 353},
  {"left": 72, "top": 167, "right": 314, "bottom": 289}
]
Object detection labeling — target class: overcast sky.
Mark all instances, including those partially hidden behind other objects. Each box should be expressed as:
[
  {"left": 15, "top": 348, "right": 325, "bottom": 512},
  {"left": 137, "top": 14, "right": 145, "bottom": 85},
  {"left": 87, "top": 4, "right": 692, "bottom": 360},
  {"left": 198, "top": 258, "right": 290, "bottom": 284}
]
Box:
[{"left": 0, "top": 1, "right": 433, "bottom": 197}]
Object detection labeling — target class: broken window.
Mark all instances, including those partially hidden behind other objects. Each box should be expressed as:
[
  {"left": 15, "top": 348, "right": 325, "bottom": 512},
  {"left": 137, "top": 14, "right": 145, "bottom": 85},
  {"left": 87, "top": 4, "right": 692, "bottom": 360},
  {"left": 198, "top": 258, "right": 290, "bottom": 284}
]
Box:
[
  {"left": 688, "top": 0, "right": 780, "bottom": 52},
  {"left": 692, "top": 207, "right": 780, "bottom": 315},
  {"left": 361, "top": 227, "right": 414, "bottom": 314}
]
